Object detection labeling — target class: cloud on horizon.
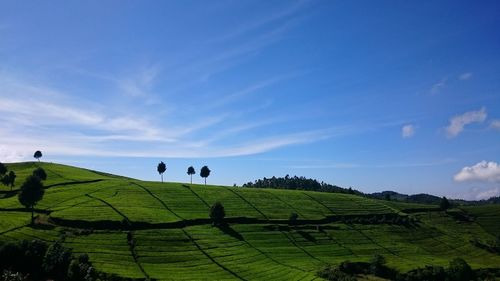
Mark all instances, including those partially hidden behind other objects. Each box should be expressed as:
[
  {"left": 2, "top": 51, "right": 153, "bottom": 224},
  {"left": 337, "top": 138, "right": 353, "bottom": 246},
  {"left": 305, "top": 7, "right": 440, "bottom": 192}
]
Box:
[{"left": 454, "top": 160, "right": 500, "bottom": 183}]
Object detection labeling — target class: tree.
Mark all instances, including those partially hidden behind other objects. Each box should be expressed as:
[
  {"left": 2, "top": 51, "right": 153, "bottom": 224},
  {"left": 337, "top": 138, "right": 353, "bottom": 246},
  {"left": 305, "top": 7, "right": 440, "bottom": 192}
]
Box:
[
  {"left": 187, "top": 166, "right": 196, "bottom": 184},
  {"left": 210, "top": 202, "right": 225, "bottom": 226},
  {"left": 34, "top": 150, "right": 43, "bottom": 162},
  {"left": 200, "top": 166, "right": 211, "bottom": 185},
  {"left": 0, "top": 162, "right": 6, "bottom": 176},
  {"left": 33, "top": 167, "right": 47, "bottom": 181},
  {"left": 18, "top": 175, "right": 45, "bottom": 224},
  {"left": 157, "top": 161, "right": 166, "bottom": 183},
  {"left": 289, "top": 212, "right": 298, "bottom": 226},
  {"left": 3, "top": 171, "right": 16, "bottom": 191},
  {"left": 440, "top": 196, "right": 450, "bottom": 210}
]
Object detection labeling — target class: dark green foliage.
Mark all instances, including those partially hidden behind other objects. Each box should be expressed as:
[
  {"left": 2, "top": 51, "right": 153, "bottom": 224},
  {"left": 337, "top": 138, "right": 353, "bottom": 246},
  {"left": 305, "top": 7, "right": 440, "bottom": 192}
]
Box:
[
  {"left": 18, "top": 175, "right": 44, "bottom": 223},
  {"left": 7, "top": 171, "right": 16, "bottom": 189},
  {"left": 187, "top": 166, "right": 195, "bottom": 184},
  {"left": 0, "top": 162, "right": 6, "bottom": 175},
  {"left": 67, "top": 254, "right": 97, "bottom": 281},
  {"left": 1, "top": 270, "right": 28, "bottom": 281},
  {"left": 369, "top": 254, "right": 387, "bottom": 277},
  {"left": 0, "top": 240, "right": 47, "bottom": 279},
  {"left": 200, "top": 166, "right": 210, "bottom": 185},
  {"left": 396, "top": 266, "right": 446, "bottom": 281},
  {"left": 33, "top": 167, "right": 47, "bottom": 181},
  {"left": 317, "top": 265, "right": 357, "bottom": 281},
  {"left": 447, "top": 258, "right": 474, "bottom": 281},
  {"left": 243, "top": 175, "right": 361, "bottom": 195},
  {"left": 0, "top": 240, "right": 97, "bottom": 281},
  {"left": 440, "top": 196, "right": 451, "bottom": 210},
  {"left": 33, "top": 150, "right": 42, "bottom": 161},
  {"left": 210, "top": 202, "right": 225, "bottom": 226},
  {"left": 43, "top": 241, "right": 73, "bottom": 280},
  {"left": 289, "top": 212, "right": 298, "bottom": 225},
  {"left": 157, "top": 161, "right": 166, "bottom": 182}
]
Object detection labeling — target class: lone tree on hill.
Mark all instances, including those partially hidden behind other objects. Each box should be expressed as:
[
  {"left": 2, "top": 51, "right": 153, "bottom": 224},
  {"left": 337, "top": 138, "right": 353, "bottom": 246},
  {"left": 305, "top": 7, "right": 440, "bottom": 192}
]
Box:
[
  {"left": 0, "top": 162, "right": 6, "bottom": 175},
  {"left": 210, "top": 202, "right": 225, "bottom": 226},
  {"left": 18, "top": 175, "right": 45, "bottom": 224},
  {"left": 34, "top": 150, "right": 43, "bottom": 162},
  {"left": 33, "top": 167, "right": 47, "bottom": 181},
  {"left": 440, "top": 196, "right": 450, "bottom": 210},
  {"left": 187, "top": 166, "right": 195, "bottom": 184},
  {"left": 200, "top": 166, "right": 211, "bottom": 185},
  {"left": 157, "top": 161, "right": 166, "bottom": 182}
]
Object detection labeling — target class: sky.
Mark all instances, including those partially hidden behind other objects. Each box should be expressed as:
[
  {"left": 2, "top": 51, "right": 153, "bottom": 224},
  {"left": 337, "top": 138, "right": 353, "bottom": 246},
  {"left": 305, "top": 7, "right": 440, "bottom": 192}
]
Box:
[{"left": 1, "top": 1, "right": 500, "bottom": 200}]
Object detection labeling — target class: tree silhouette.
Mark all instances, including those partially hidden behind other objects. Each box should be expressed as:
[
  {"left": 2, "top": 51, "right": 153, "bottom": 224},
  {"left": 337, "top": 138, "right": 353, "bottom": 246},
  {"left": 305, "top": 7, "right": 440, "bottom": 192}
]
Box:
[
  {"left": 187, "top": 166, "right": 195, "bottom": 184},
  {"left": 18, "top": 175, "right": 45, "bottom": 224},
  {"left": 157, "top": 161, "right": 166, "bottom": 183},
  {"left": 210, "top": 202, "right": 225, "bottom": 226},
  {"left": 33, "top": 167, "right": 47, "bottom": 181},
  {"left": 440, "top": 196, "right": 450, "bottom": 210},
  {"left": 33, "top": 150, "right": 42, "bottom": 162},
  {"left": 1, "top": 171, "right": 16, "bottom": 191},
  {"left": 7, "top": 171, "right": 16, "bottom": 190},
  {"left": 200, "top": 166, "right": 211, "bottom": 185},
  {"left": 0, "top": 162, "right": 6, "bottom": 176}
]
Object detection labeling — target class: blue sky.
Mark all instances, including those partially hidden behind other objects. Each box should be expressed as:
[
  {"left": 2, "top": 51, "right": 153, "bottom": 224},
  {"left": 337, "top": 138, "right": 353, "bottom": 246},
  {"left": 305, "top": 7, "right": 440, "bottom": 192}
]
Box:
[{"left": 1, "top": 1, "right": 500, "bottom": 199}]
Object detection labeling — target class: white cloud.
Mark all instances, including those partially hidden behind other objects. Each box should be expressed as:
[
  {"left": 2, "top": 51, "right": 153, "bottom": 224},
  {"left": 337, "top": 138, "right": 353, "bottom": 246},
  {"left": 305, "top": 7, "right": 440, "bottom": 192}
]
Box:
[
  {"left": 457, "top": 186, "right": 500, "bottom": 200},
  {"left": 475, "top": 187, "right": 500, "bottom": 200},
  {"left": 490, "top": 119, "right": 500, "bottom": 130},
  {"left": 458, "top": 72, "right": 472, "bottom": 80},
  {"left": 445, "top": 107, "right": 487, "bottom": 138},
  {"left": 401, "top": 124, "right": 415, "bottom": 138},
  {"left": 430, "top": 78, "right": 446, "bottom": 95},
  {"left": 454, "top": 161, "right": 500, "bottom": 182}
]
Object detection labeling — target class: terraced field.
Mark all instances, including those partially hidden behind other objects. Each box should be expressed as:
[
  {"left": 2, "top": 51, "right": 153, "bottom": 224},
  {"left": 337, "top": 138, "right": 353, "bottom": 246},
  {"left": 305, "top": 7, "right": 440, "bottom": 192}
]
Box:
[{"left": 1, "top": 162, "right": 499, "bottom": 280}]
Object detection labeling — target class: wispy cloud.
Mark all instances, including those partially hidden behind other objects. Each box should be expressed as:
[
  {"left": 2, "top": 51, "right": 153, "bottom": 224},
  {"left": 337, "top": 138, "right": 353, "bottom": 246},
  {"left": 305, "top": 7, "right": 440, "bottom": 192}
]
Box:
[
  {"left": 445, "top": 107, "right": 487, "bottom": 138},
  {"left": 401, "top": 124, "right": 416, "bottom": 138},
  {"left": 490, "top": 119, "right": 500, "bottom": 130},
  {"left": 289, "top": 159, "right": 455, "bottom": 169},
  {"left": 458, "top": 72, "right": 472, "bottom": 80},
  {"left": 430, "top": 78, "right": 447, "bottom": 95},
  {"left": 0, "top": 73, "right": 332, "bottom": 160}
]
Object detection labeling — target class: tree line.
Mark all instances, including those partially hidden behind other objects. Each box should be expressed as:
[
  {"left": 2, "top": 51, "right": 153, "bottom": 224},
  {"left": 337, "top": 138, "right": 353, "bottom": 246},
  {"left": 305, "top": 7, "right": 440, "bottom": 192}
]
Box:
[
  {"left": 157, "top": 162, "right": 211, "bottom": 185},
  {"left": 242, "top": 175, "right": 361, "bottom": 195}
]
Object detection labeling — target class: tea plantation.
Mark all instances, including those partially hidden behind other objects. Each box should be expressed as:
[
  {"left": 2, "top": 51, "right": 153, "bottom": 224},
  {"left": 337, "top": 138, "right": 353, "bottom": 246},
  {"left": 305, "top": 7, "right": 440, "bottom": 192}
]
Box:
[{"left": 1, "top": 162, "right": 499, "bottom": 280}]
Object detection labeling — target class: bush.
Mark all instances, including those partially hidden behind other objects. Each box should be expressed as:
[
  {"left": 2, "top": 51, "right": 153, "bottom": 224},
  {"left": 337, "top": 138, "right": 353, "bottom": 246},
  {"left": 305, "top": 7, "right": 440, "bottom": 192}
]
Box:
[
  {"left": 447, "top": 258, "right": 474, "bottom": 281},
  {"left": 210, "top": 202, "right": 225, "bottom": 226},
  {"left": 43, "top": 241, "right": 72, "bottom": 280},
  {"left": 32, "top": 167, "right": 47, "bottom": 181},
  {"left": 318, "top": 265, "right": 357, "bottom": 281},
  {"left": 289, "top": 212, "right": 298, "bottom": 226}
]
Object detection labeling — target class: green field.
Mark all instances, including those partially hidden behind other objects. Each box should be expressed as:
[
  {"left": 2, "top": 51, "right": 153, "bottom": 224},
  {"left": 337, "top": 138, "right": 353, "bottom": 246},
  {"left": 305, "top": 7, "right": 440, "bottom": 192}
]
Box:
[{"left": 1, "top": 162, "right": 499, "bottom": 280}]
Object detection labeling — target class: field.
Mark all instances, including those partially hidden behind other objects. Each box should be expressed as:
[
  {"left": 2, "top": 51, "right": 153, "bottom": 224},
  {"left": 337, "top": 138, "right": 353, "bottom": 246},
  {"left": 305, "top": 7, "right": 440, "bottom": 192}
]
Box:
[{"left": 1, "top": 162, "right": 499, "bottom": 280}]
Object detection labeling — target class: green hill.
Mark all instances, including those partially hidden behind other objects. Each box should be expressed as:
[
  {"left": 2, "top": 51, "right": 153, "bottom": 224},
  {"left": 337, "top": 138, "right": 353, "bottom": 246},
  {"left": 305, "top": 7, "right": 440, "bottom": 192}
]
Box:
[{"left": 1, "top": 162, "right": 499, "bottom": 280}]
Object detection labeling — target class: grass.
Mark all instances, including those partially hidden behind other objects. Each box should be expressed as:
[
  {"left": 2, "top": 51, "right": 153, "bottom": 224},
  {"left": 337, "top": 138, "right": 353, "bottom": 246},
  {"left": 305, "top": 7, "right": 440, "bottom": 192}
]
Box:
[{"left": 1, "top": 162, "right": 499, "bottom": 280}]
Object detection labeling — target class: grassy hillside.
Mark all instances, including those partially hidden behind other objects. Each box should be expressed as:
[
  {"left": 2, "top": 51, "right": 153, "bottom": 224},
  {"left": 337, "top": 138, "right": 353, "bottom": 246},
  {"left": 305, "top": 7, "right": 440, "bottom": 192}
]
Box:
[{"left": 1, "top": 162, "right": 499, "bottom": 280}]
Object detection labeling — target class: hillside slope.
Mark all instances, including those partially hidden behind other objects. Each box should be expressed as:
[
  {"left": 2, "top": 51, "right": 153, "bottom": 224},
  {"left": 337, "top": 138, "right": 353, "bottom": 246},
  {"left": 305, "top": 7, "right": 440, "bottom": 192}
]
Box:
[{"left": 0, "top": 162, "right": 499, "bottom": 280}]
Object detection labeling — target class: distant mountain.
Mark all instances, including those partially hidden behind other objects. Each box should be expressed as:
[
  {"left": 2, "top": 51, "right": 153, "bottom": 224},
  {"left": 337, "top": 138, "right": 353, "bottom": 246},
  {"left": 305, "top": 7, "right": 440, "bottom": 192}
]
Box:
[{"left": 370, "top": 191, "right": 500, "bottom": 205}]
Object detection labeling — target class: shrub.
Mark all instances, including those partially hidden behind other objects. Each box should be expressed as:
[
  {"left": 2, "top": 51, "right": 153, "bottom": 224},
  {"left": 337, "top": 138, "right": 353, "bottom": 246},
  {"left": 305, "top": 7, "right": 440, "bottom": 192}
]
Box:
[
  {"left": 32, "top": 167, "right": 47, "bottom": 181},
  {"left": 447, "top": 258, "right": 474, "bottom": 281},
  {"left": 318, "top": 265, "right": 357, "bottom": 281},
  {"left": 210, "top": 202, "right": 225, "bottom": 226},
  {"left": 289, "top": 212, "right": 298, "bottom": 226},
  {"left": 43, "top": 241, "right": 72, "bottom": 280}
]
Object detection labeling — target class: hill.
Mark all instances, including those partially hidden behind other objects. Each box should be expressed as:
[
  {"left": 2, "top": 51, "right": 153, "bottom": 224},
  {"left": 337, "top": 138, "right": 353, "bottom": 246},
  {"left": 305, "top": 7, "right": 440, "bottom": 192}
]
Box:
[{"left": 0, "top": 162, "right": 499, "bottom": 280}]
